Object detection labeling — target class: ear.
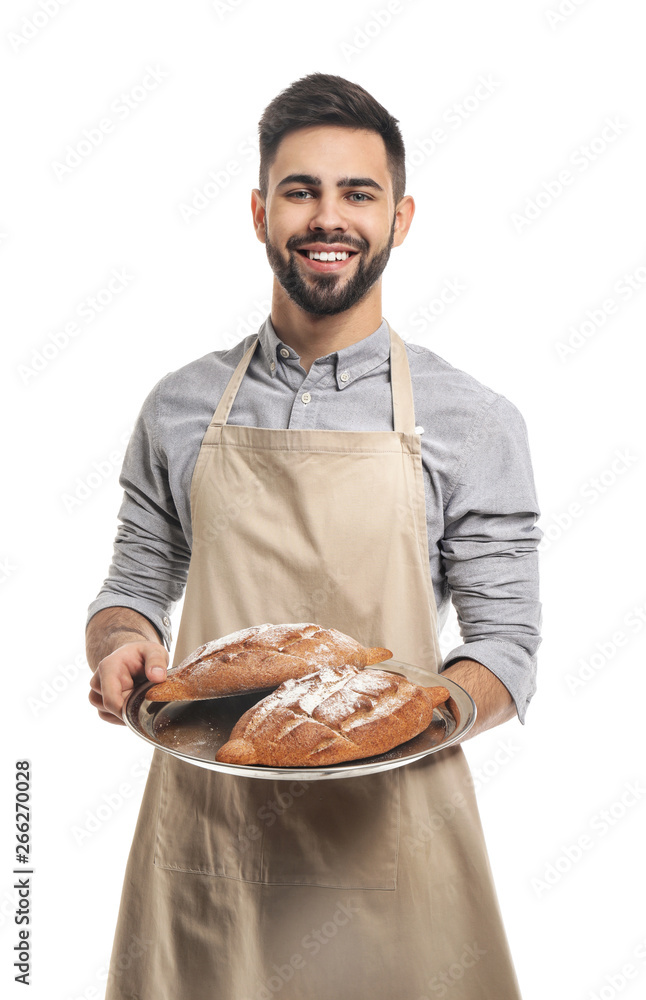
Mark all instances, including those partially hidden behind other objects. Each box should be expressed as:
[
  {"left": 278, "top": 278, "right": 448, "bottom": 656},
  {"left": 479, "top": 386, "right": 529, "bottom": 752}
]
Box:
[
  {"left": 391, "top": 195, "right": 415, "bottom": 249},
  {"left": 251, "top": 189, "right": 267, "bottom": 243}
]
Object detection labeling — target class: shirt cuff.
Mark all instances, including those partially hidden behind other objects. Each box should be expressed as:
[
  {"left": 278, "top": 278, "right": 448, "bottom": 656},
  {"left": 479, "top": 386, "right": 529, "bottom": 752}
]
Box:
[
  {"left": 86, "top": 594, "right": 173, "bottom": 651},
  {"left": 440, "top": 639, "right": 537, "bottom": 724}
]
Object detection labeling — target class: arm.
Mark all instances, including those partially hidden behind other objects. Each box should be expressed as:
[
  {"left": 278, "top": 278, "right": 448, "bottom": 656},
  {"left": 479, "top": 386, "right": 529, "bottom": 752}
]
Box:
[
  {"left": 86, "top": 379, "right": 189, "bottom": 724},
  {"left": 439, "top": 394, "right": 542, "bottom": 732},
  {"left": 87, "top": 607, "right": 169, "bottom": 726},
  {"left": 442, "top": 658, "right": 515, "bottom": 740}
]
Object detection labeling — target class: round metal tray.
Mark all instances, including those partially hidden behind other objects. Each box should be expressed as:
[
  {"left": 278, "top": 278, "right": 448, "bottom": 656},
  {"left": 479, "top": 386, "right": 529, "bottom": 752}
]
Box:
[{"left": 122, "top": 660, "right": 476, "bottom": 781}]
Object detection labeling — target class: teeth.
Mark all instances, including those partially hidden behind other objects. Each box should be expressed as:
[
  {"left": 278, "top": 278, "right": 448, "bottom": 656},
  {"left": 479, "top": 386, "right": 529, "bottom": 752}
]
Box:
[{"left": 307, "top": 250, "right": 350, "bottom": 261}]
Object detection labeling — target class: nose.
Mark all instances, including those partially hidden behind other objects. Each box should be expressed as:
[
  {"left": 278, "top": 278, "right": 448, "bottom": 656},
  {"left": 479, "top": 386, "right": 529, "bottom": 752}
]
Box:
[{"left": 307, "top": 192, "right": 349, "bottom": 234}]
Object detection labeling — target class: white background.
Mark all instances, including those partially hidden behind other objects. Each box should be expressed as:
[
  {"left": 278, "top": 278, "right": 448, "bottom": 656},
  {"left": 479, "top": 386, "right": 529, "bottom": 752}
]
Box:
[{"left": 2, "top": 1, "right": 645, "bottom": 998}]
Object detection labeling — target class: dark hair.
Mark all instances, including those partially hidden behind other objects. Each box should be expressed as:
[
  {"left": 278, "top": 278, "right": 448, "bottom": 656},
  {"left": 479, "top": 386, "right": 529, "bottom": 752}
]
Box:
[{"left": 258, "top": 72, "right": 406, "bottom": 204}]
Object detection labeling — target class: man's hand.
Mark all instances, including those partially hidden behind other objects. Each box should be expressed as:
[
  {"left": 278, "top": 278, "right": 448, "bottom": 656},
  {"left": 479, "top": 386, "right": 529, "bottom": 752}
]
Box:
[
  {"left": 86, "top": 607, "right": 169, "bottom": 726},
  {"left": 88, "top": 641, "right": 169, "bottom": 725},
  {"left": 442, "top": 658, "right": 516, "bottom": 740}
]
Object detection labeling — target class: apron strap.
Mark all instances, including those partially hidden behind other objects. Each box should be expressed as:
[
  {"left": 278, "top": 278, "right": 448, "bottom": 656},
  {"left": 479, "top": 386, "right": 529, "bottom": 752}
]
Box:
[
  {"left": 211, "top": 323, "right": 417, "bottom": 434},
  {"left": 211, "top": 339, "right": 259, "bottom": 427},
  {"left": 387, "top": 325, "right": 417, "bottom": 436}
]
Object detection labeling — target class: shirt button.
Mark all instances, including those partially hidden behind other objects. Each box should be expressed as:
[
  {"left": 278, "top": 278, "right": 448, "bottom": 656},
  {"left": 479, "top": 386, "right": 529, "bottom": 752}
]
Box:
[
  {"left": 414, "top": 425, "right": 424, "bottom": 434},
  {"left": 280, "top": 348, "right": 290, "bottom": 358},
  {"left": 162, "top": 616, "right": 170, "bottom": 627},
  {"left": 340, "top": 371, "right": 350, "bottom": 383},
  {"left": 301, "top": 392, "right": 311, "bottom": 404},
  {"left": 270, "top": 361, "right": 276, "bottom": 371}
]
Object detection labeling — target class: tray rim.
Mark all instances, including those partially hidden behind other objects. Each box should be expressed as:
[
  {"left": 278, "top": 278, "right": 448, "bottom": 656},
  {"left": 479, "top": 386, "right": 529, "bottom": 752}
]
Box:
[{"left": 122, "top": 660, "right": 476, "bottom": 781}]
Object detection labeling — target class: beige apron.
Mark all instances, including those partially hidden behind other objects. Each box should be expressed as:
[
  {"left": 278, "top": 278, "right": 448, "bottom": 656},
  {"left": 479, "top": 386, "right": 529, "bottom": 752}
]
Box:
[{"left": 105, "top": 327, "right": 522, "bottom": 1000}]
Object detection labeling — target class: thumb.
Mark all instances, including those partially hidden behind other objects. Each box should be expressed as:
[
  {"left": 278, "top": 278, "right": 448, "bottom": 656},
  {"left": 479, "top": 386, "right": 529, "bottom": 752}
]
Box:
[{"left": 144, "top": 647, "right": 169, "bottom": 683}]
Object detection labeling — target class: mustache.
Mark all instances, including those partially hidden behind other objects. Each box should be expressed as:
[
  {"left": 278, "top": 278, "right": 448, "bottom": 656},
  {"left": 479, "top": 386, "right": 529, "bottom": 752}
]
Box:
[{"left": 285, "top": 235, "right": 368, "bottom": 253}]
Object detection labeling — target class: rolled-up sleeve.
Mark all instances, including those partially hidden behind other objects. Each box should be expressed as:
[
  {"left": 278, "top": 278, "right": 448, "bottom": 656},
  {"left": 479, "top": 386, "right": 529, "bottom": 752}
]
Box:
[
  {"left": 86, "top": 379, "right": 191, "bottom": 649},
  {"left": 439, "top": 394, "right": 542, "bottom": 723}
]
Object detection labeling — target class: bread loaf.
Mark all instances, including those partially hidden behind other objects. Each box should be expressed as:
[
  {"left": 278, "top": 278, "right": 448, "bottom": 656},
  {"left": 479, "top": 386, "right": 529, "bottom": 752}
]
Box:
[
  {"left": 147, "top": 623, "right": 393, "bottom": 702},
  {"left": 215, "top": 664, "right": 451, "bottom": 766}
]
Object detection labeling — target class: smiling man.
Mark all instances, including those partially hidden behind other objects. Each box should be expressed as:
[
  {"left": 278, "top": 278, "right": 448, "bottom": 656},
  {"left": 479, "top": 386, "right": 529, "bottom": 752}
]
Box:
[{"left": 87, "top": 73, "right": 541, "bottom": 999}]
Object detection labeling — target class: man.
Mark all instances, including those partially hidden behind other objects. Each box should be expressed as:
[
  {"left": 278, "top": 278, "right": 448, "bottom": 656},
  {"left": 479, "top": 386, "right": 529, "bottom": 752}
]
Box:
[{"left": 87, "top": 73, "right": 541, "bottom": 999}]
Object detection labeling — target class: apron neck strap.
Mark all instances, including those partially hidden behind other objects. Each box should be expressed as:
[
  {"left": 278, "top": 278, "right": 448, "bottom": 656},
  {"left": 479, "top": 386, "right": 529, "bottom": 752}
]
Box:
[
  {"left": 387, "top": 325, "right": 416, "bottom": 435},
  {"left": 211, "top": 339, "right": 259, "bottom": 427},
  {"left": 211, "top": 323, "right": 416, "bottom": 434}
]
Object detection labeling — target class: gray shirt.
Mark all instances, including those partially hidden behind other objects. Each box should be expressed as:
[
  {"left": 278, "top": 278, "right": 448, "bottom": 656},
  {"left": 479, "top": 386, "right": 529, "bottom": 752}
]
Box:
[{"left": 87, "top": 316, "right": 542, "bottom": 722}]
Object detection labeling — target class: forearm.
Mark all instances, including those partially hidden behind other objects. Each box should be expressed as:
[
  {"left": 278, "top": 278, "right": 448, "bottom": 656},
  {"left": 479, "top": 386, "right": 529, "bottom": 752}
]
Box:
[
  {"left": 85, "top": 607, "right": 163, "bottom": 671},
  {"left": 442, "top": 658, "right": 516, "bottom": 741}
]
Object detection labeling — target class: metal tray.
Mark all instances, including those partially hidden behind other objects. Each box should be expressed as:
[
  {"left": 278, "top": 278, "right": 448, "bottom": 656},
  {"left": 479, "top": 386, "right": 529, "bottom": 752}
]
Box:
[{"left": 122, "top": 660, "right": 476, "bottom": 781}]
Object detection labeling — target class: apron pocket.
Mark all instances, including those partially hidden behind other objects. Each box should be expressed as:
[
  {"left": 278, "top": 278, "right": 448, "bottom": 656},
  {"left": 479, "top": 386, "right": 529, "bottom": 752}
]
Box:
[
  {"left": 153, "top": 755, "right": 265, "bottom": 882},
  {"left": 154, "top": 756, "right": 400, "bottom": 889},
  {"left": 259, "top": 768, "right": 400, "bottom": 889}
]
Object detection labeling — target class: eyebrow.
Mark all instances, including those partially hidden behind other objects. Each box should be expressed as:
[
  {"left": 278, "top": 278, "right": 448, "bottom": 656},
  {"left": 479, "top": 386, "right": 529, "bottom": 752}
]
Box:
[{"left": 276, "top": 173, "right": 384, "bottom": 192}]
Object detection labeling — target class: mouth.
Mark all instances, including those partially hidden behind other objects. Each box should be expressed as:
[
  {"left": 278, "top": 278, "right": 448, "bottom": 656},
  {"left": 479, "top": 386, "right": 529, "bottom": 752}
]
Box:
[{"left": 295, "top": 247, "right": 359, "bottom": 273}]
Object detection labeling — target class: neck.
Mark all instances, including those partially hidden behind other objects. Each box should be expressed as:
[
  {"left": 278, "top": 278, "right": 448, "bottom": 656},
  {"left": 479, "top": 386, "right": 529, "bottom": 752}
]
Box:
[{"left": 270, "top": 280, "right": 383, "bottom": 373}]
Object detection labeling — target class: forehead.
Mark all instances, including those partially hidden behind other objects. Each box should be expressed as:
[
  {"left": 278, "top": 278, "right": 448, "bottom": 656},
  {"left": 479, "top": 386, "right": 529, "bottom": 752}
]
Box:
[{"left": 269, "top": 125, "right": 390, "bottom": 187}]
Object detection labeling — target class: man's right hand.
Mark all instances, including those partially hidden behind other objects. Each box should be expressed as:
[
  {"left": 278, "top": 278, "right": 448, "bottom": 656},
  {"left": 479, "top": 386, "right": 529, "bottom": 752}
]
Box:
[{"left": 88, "top": 641, "right": 169, "bottom": 726}]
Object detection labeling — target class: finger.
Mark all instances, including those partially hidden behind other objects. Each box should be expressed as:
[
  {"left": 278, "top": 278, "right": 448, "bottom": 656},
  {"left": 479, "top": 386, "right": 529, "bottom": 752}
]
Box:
[
  {"left": 143, "top": 646, "right": 169, "bottom": 683},
  {"left": 88, "top": 688, "right": 103, "bottom": 708},
  {"left": 88, "top": 687, "right": 126, "bottom": 725},
  {"left": 97, "top": 708, "right": 126, "bottom": 726},
  {"left": 99, "top": 660, "right": 137, "bottom": 719}
]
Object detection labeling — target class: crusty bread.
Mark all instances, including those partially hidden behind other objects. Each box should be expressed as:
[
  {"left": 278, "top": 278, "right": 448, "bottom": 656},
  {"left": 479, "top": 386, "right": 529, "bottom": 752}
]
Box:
[
  {"left": 147, "top": 623, "right": 392, "bottom": 702},
  {"left": 215, "top": 665, "right": 451, "bottom": 766}
]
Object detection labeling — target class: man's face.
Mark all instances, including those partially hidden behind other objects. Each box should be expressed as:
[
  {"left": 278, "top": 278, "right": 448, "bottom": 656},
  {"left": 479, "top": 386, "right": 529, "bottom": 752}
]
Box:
[{"left": 257, "top": 126, "right": 402, "bottom": 316}]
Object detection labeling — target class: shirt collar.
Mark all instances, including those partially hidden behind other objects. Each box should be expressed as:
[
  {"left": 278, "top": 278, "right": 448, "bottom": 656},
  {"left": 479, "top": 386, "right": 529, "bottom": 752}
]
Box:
[{"left": 257, "top": 314, "right": 391, "bottom": 388}]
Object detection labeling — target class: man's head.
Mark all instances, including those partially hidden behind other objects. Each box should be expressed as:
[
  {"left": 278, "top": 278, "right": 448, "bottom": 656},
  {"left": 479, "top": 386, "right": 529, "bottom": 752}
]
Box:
[
  {"left": 252, "top": 74, "right": 413, "bottom": 317},
  {"left": 258, "top": 73, "right": 406, "bottom": 207}
]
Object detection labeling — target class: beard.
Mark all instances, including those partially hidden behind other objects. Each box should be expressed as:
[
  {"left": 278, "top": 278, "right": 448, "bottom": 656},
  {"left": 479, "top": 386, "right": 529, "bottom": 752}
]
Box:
[{"left": 264, "top": 217, "right": 396, "bottom": 317}]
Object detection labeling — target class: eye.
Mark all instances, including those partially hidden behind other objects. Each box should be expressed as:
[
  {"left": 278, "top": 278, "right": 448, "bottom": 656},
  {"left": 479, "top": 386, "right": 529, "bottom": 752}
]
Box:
[
  {"left": 347, "top": 192, "right": 372, "bottom": 202},
  {"left": 287, "top": 189, "right": 314, "bottom": 200}
]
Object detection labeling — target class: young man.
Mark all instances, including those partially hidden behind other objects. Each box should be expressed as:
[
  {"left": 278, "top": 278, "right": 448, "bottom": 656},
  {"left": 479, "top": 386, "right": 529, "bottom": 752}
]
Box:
[{"left": 87, "top": 73, "right": 541, "bottom": 999}]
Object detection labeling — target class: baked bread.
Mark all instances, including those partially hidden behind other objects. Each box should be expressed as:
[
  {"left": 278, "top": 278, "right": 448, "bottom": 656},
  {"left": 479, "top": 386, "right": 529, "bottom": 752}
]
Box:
[
  {"left": 147, "top": 623, "right": 392, "bottom": 702},
  {"left": 215, "top": 664, "right": 451, "bottom": 766}
]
